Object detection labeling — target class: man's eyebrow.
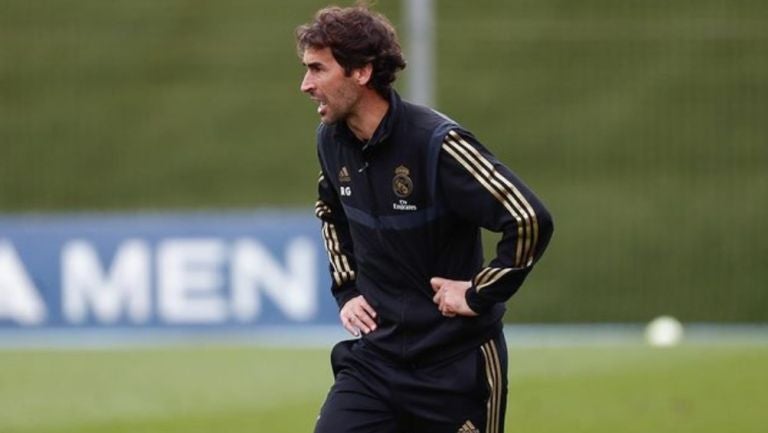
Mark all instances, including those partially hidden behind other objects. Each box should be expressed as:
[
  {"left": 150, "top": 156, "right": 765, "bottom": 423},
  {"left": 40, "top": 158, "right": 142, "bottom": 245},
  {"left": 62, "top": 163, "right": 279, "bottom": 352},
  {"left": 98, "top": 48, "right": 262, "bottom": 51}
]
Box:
[{"left": 303, "top": 61, "right": 322, "bottom": 68}]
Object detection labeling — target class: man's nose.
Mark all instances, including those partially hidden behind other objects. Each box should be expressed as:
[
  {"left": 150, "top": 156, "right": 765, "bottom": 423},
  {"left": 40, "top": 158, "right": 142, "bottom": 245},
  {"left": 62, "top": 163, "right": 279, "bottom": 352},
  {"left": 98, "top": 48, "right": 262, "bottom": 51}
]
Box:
[{"left": 300, "top": 72, "right": 313, "bottom": 93}]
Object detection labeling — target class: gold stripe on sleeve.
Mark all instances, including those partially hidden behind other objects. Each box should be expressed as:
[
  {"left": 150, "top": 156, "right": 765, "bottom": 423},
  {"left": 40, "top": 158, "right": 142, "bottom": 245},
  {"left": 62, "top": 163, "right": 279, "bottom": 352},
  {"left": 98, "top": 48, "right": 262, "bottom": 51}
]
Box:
[
  {"left": 447, "top": 131, "right": 535, "bottom": 267},
  {"left": 449, "top": 131, "right": 540, "bottom": 266},
  {"left": 319, "top": 221, "right": 355, "bottom": 286},
  {"left": 476, "top": 268, "right": 513, "bottom": 291},
  {"left": 473, "top": 267, "right": 494, "bottom": 287},
  {"left": 442, "top": 140, "right": 525, "bottom": 267}
]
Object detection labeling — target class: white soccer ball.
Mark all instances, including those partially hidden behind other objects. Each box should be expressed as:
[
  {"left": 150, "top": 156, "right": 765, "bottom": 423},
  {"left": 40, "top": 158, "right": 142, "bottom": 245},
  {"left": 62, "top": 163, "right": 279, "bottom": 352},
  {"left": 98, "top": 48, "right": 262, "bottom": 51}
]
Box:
[{"left": 645, "top": 316, "right": 684, "bottom": 347}]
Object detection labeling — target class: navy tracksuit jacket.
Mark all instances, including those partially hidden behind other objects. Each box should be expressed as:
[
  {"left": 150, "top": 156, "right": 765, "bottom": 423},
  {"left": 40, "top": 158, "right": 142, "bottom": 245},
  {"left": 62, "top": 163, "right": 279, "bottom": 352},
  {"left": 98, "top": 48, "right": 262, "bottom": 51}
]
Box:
[{"left": 315, "top": 90, "right": 553, "bottom": 363}]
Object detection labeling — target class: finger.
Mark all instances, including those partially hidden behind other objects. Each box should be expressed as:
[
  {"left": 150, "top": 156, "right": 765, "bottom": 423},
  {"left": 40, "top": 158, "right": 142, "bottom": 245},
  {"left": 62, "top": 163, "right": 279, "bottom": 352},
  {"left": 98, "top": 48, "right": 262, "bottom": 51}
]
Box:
[
  {"left": 432, "top": 289, "right": 443, "bottom": 305},
  {"left": 340, "top": 312, "right": 351, "bottom": 329},
  {"left": 358, "top": 297, "right": 377, "bottom": 319},
  {"left": 340, "top": 315, "right": 360, "bottom": 336},
  {"left": 348, "top": 326, "right": 361, "bottom": 337},
  {"left": 430, "top": 277, "right": 447, "bottom": 292},
  {"left": 356, "top": 311, "right": 377, "bottom": 333},
  {"left": 439, "top": 303, "right": 455, "bottom": 317},
  {"left": 444, "top": 296, "right": 460, "bottom": 314},
  {"left": 440, "top": 306, "right": 454, "bottom": 317},
  {"left": 346, "top": 305, "right": 375, "bottom": 334}
]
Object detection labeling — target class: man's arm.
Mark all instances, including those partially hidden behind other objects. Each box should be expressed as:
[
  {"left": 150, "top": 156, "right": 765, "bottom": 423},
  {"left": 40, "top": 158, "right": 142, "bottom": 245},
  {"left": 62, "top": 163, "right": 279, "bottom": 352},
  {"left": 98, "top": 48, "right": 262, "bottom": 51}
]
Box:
[
  {"left": 434, "top": 129, "right": 554, "bottom": 315},
  {"left": 315, "top": 168, "right": 359, "bottom": 308},
  {"left": 316, "top": 165, "right": 378, "bottom": 335}
]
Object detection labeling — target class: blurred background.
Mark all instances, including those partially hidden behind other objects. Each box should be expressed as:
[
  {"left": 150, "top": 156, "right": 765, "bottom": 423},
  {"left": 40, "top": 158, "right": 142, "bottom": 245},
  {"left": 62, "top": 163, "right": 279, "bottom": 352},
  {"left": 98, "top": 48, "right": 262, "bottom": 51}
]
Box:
[{"left": 1, "top": 1, "right": 766, "bottom": 432}]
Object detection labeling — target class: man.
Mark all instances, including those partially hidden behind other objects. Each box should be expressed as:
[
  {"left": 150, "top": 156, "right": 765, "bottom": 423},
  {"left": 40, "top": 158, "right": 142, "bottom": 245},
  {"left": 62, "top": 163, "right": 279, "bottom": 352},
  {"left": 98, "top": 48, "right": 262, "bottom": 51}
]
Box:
[{"left": 297, "top": 5, "right": 553, "bottom": 433}]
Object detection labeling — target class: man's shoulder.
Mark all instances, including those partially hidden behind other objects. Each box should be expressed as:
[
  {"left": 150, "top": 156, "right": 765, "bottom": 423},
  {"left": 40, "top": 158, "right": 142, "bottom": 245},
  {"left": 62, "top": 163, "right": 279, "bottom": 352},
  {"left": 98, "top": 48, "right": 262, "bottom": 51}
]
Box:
[
  {"left": 399, "top": 101, "right": 461, "bottom": 143},
  {"left": 402, "top": 101, "right": 457, "bottom": 127}
]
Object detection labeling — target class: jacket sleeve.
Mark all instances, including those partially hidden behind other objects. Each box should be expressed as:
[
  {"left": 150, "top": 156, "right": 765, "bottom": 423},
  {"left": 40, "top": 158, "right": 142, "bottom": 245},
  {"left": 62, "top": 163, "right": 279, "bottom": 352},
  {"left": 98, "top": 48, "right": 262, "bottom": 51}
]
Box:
[
  {"left": 438, "top": 129, "right": 554, "bottom": 314},
  {"left": 315, "top": 158, "right": 360, "bottom": 310}
]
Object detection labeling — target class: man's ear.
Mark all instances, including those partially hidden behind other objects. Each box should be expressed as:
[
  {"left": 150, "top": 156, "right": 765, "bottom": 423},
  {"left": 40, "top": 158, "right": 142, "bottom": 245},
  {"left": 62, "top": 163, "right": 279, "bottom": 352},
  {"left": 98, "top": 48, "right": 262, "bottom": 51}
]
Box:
[{"left": 353, "top": 63, "right": 373, "bottom": 86}]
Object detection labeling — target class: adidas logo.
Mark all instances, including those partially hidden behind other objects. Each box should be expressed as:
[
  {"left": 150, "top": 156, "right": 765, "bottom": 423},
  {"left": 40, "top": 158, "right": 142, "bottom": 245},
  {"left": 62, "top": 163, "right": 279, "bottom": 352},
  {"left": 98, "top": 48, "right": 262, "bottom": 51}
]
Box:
[
  {"left": 458, "top": 420, "right": 480, "bottom": 433},
  {"left": 338, "top": 166, "right": 351, "bottom": 183}
]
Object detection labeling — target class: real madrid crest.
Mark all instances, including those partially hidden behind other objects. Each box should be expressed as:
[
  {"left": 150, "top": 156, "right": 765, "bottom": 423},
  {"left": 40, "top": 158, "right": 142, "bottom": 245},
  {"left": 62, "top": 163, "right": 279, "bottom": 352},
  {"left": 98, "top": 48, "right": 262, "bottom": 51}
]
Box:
[{"left": 392, "top": 165, "right": 413, "bottom": 198}]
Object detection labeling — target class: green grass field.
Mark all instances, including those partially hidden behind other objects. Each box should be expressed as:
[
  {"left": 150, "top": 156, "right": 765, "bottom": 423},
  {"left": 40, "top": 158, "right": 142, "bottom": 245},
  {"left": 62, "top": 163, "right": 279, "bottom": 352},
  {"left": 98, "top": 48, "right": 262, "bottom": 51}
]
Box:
[{"left": 1, "top": 343, "right": 766, "bottom": 433}]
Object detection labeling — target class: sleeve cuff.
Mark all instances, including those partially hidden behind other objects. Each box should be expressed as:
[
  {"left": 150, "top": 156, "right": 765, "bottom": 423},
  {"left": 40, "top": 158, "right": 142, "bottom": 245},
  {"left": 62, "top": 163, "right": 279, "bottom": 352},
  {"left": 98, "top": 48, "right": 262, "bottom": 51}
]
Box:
[
  {"left": 334, "top": 287, "right": 361, "bottom": 310},
  {"left": 465, "top": 286, "right": 496, "bottom": 315}
]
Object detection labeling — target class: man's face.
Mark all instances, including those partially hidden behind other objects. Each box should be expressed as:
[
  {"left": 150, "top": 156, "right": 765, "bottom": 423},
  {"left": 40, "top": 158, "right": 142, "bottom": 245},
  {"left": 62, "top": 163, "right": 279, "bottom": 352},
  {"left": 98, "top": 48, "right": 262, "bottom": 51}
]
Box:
[{"left": 300, "top": 46, "right": 362, "bottom": 124}]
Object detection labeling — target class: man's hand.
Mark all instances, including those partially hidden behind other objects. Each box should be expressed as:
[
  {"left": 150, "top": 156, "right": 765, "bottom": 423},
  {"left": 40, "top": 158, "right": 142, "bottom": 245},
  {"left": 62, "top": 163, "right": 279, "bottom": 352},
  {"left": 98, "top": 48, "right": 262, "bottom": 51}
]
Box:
[
  {"left": 430, "top": 277, "right": 478, "bottom": 318},
  {"left": 340, "top": 295, "right": 378, "bottom": 337}
]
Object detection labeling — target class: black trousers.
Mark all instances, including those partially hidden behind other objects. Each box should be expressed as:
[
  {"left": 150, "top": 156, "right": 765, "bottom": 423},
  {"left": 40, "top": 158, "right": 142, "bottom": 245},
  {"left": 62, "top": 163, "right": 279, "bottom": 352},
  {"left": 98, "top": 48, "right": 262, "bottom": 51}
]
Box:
[{"left": 314, "top": 330, "right": 508, "bottom": 433}]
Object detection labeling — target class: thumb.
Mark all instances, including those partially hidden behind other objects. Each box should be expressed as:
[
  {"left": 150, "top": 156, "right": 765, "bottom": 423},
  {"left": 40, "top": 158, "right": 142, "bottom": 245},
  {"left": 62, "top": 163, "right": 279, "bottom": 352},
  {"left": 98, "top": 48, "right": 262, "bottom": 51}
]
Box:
[{"left": 430, "top": 277, "right": 447, "bottom": 292}]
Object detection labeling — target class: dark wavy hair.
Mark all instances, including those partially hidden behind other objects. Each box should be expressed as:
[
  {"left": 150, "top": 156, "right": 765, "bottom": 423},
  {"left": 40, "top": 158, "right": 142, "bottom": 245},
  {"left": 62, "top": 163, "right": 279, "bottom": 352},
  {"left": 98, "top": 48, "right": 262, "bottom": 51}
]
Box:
[{"left": 296, "top": 6, "right": 407, "bottom": 97}]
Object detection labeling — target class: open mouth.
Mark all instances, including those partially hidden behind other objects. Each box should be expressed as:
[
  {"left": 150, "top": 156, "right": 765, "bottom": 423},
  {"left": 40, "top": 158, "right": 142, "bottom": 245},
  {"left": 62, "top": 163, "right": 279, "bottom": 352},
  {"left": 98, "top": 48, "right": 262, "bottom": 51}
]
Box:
[{"left": 310, "top": 95, "right": 327, "bottom": 116}]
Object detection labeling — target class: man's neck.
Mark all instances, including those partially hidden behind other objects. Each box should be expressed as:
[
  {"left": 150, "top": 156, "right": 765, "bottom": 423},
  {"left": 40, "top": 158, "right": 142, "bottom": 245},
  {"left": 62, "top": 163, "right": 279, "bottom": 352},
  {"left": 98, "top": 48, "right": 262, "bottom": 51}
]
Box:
[{"left": 346, "top": 91, "right": 389, "bottom": 142}]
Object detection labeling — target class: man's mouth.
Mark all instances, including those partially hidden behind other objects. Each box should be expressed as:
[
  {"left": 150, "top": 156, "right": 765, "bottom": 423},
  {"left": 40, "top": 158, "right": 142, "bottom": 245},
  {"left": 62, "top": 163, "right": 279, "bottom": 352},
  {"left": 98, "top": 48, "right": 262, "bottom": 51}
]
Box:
[{"left": 317, "top": 101, "right": 327, "bottom": 116}]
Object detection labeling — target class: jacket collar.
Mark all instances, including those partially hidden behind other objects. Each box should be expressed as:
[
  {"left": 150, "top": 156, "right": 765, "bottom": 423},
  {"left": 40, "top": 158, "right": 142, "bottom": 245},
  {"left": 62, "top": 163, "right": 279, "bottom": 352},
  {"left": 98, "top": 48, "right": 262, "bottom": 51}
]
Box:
[{"left": 334, "top": 89, "right": 402, "bottom": 152}]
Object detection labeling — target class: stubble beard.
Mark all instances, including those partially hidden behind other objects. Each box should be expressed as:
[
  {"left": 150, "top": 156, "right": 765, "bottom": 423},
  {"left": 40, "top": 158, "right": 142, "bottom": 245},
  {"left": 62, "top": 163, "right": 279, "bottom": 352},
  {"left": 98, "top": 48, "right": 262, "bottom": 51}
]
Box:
[{"left": 321, "top": 82, "right": 361, "bottom": 125}]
